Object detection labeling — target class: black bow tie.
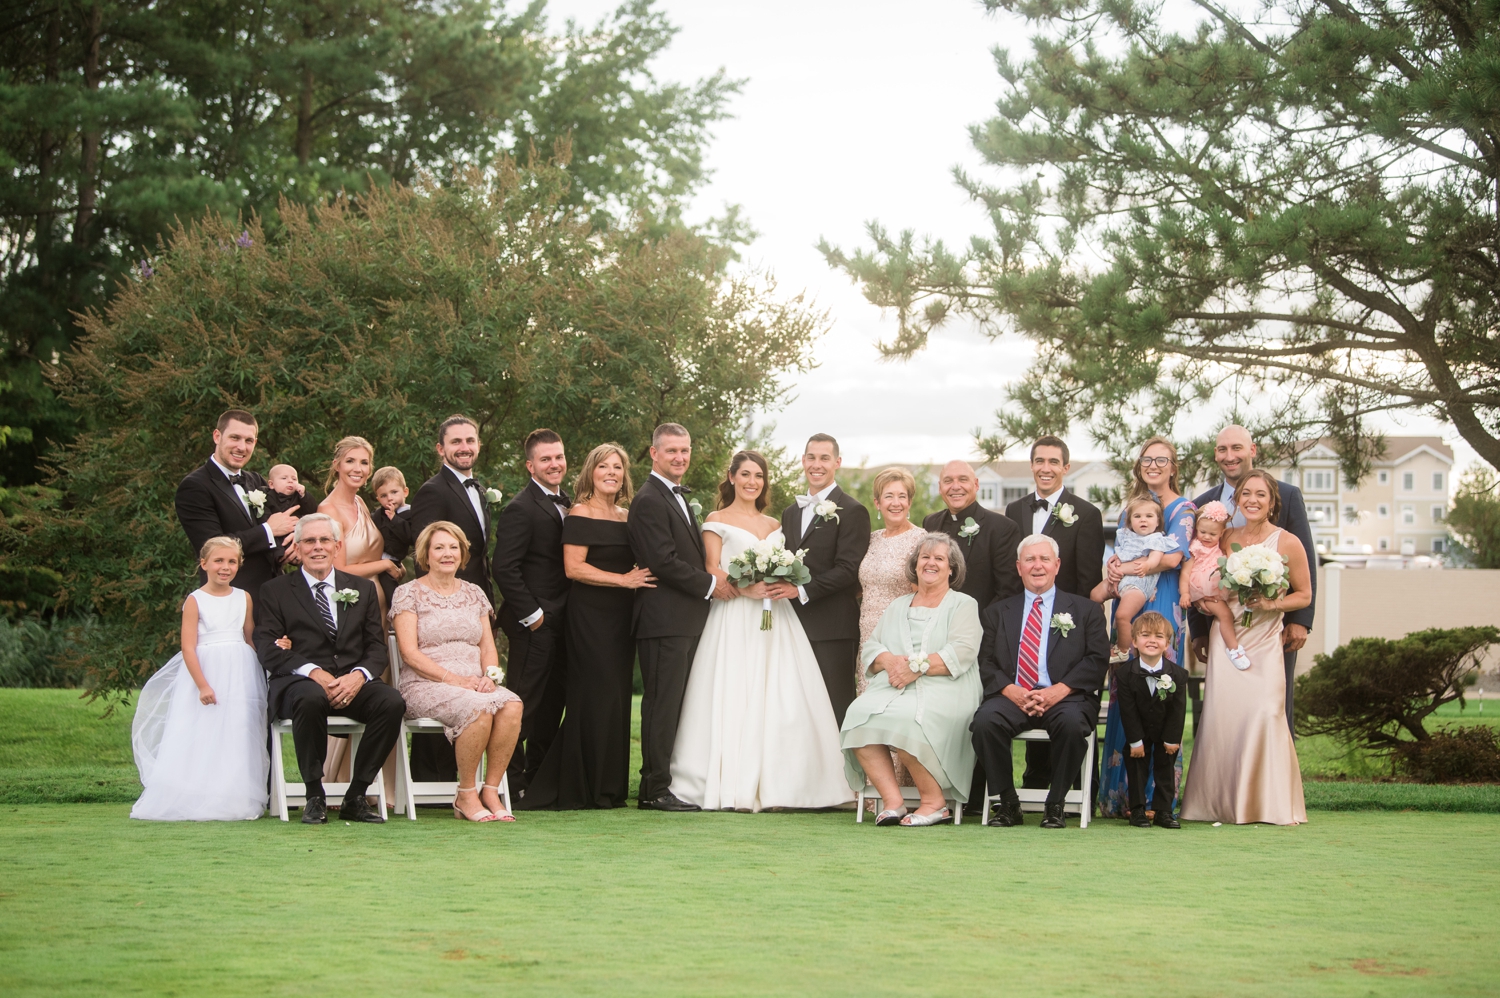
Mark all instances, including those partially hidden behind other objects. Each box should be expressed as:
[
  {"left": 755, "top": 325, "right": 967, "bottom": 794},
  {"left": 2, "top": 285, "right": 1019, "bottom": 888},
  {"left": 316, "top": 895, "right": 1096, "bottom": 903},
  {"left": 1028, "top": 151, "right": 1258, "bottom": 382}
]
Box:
[
  {"left": 672, "top": 485, "right": 692, "bottom": 496},
  {"left": 462, "top": 478, "right": 481, "bottom": 490},
  {"left": 1030, "top": 497, "right": 1049, "bottom": 511},
  {"left": 226, "top": 473, "right": 246, "bottom": 487},
  {"left": 548, "top": 493, "right": 572, "bottom": 508}
]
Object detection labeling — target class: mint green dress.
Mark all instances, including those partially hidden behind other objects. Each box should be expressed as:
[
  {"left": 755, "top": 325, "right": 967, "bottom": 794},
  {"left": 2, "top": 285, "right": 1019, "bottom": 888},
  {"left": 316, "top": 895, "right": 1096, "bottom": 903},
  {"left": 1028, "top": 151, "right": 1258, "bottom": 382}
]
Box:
[{"left": 840, "top": 590, "right": 982, "bottom": 801}]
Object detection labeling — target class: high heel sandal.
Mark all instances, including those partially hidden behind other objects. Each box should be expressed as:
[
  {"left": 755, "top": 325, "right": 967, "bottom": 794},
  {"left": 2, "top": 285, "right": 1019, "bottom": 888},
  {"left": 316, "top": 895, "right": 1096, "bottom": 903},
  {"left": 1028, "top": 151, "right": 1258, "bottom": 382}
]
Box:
[
  {"left": 482, "top": 783, "right": 515, "bottom": 822},
  {"left": 453, "top": 786, "right": 497, "bottom": 823}
]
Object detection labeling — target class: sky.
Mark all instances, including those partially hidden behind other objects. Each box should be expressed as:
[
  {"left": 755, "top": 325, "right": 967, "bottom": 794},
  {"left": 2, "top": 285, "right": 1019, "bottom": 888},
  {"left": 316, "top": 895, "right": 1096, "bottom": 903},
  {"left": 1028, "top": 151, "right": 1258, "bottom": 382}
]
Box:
[{"left": 547, "top": 0, "right": 1480, "bottom": 474}]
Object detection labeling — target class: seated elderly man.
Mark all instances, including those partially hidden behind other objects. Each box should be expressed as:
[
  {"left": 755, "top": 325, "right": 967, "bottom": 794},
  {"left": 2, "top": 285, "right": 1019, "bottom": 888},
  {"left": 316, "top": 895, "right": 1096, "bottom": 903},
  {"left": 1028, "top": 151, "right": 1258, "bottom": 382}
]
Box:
[{"left": 970, "top": 534, "right": 1109, "bottom": 829}]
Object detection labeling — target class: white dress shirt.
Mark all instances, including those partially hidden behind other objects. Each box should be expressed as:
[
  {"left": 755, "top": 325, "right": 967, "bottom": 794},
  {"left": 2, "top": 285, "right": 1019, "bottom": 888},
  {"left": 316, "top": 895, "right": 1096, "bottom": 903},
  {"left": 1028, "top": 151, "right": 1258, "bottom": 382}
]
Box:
[
  {"left": 650, "top": 471, "right": 714, "bottom": 600},
  {"left": 1130, "top": 655, "right": 1166, "bottom": 749},
  {"left": 1020, "top": 586, "right": 1057, "bottom": 687},
  {"left": 794, "top": 482, "right": 838, "bottom": 604},
  {"left": 293, "top": 568, "right": 373, "bottom": 682},
  {"left": 447, "top": 464, "right": 486, "bottom": 536},
  {"left": 211, "top": 454, "right": 275, "bottom": 547},
  {"left": 1030, "top": 486, "right": 1064, "bottom": 535}
]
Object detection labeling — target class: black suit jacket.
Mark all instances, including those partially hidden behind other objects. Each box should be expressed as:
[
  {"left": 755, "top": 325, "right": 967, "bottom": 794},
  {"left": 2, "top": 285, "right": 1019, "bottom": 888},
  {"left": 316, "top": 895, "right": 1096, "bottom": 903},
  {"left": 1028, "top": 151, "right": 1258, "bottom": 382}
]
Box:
[
  {"left": 411, "top": 466, "right": 493, "bottom": 600},
  {"left": 628, "top": 474, "right": 714, "bottom": 639},
  {"left": 373, "top": 505, "right": 415, "bottom": 563},
  {"left": 253, "top": 570, "right": 390, "bottom": 715},
  {"left": 175, "top": 460, "right": 280, "bottom": 599},
  {"left": 1005, "top": 489, "right": 1105, "bottom": 597},
  {"left": 492, "top": 480, "right": 571, "bottom": 637},
  {"left": 1114, "top": 656, "right": 1189, "bottom": 746},
  {"left": 977, "top": 590, "right": 1109, "bottom": 703},
  {"left": 1189, "top": 480, "right": 1317, "bottom": 638},
  {"left": 779, "top": 485, "right": 870, "bottom": 642},
  {"left": 924, "top": 502, "right": 1022, "bottom": 611}
]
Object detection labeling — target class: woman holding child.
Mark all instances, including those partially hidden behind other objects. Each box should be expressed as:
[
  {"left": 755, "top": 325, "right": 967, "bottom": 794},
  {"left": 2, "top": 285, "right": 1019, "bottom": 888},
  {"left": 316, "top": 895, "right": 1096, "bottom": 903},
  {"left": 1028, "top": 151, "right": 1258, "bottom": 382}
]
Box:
[{"left": 1097, "top": 437, "right": 1195, "bottom": 819}]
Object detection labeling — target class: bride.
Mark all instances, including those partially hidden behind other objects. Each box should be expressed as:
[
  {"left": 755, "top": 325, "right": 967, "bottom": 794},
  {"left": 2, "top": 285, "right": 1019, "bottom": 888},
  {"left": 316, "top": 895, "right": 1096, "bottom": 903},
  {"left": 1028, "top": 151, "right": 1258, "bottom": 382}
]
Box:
[{"left": 669, "top": 451, "right": 855, "bottom": 811}]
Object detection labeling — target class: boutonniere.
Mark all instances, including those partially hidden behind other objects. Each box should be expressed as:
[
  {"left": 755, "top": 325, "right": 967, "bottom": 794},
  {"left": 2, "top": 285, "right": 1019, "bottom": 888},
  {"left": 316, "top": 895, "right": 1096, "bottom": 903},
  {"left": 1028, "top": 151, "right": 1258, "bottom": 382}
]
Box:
[
  {"left": 957, "top": 516, "right": 980, "bottom": 544},
  {"left": 1154, "top": 673, "right": 1176, "bottom": 700},
  {"left": 244, "top": 489, "right": 267, "bottom": 516},
  {"left": 1050, "top": 502, "right": 1078, "bottom": 527},
  {"left": 688, "top": 498, "right": 703, "bottom": 519},
  {"left": 485, "top": 487, "right": 503, "bottom": 505},
  {"left": 1050, "top": 612, "right": 1075, "bottom": 637},
  {"left": 814, "top": 499, "right": 840, "bottom": 523},
  {"left": 486, "top": 665, "right": 504, "bottom": 684},
  {"left": 331, "top": 588, "right": 360, "bottom": 606}
]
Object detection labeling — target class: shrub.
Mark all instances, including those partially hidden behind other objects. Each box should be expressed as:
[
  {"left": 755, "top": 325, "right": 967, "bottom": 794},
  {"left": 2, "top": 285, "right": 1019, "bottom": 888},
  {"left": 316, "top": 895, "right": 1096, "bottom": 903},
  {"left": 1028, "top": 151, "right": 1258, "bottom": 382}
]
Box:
[
  {"left": 1390, "top": 727, "right": 1500, "bottom": 784},
  {"left": 0, "top": 616, "right": 92, "bottom": 688}
]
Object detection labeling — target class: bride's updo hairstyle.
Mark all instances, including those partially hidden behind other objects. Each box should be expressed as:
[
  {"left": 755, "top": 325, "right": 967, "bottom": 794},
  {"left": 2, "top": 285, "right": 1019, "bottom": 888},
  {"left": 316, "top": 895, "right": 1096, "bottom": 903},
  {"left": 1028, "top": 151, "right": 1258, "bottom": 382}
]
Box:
[
  {"left": 717, "top": 450, "right": 771, "bottom": 512},
  {"left": 325, "top": 435, "right": 375, "bottom": 492}
]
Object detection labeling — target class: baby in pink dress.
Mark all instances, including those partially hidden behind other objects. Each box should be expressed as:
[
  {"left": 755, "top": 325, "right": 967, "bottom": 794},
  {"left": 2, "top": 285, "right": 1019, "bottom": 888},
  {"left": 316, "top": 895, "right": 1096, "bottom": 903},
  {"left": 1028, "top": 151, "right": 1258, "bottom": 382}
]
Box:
[{"left": 1180, "top": 502, "right": 1250, "bottom": 670}]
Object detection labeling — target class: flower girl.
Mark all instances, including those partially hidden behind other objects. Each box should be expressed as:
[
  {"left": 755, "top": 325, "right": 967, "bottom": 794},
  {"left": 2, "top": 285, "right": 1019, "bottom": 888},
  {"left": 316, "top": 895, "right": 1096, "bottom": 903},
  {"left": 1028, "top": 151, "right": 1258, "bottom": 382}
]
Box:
[
  {"left": 131, "top": 536, "right": 270, "bottom": 821},
  {"left": 1179, "top": 502, "right": 1252, "bottom": 670},
  {"left": 1091, "top": 496, "right": 1179, "bottom": 661}
]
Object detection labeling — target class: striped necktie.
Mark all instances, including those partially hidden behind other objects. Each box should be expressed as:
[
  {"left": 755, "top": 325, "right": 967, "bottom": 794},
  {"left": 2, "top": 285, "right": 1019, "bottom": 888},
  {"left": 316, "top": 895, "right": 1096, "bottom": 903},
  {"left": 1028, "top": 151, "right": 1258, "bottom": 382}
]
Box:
[
  {"left": 313, "top": 582, "right": 338, "bottom": 639},
  {"left": 1017, "top": 597, "right": 1044, "bottom": 690}
]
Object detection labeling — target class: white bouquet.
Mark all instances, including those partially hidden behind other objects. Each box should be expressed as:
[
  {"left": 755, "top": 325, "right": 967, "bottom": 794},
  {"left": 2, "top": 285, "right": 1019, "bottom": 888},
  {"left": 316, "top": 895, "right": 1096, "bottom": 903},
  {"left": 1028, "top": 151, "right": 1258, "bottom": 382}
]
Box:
[
  {"left": 726, "top": 537, "right": 812, "bottom": 630},
  {"left": 1217, "top": 544, "right": 1290, "bottom": 626}
]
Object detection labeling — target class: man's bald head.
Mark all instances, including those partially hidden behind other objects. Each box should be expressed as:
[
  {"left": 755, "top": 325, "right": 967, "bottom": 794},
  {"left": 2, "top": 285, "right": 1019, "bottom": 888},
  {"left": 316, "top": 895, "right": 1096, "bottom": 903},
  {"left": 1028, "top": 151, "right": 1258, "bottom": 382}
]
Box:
[
  {"left": 1214, "top": 424, "right": 1257, "bottom": 485},
  {"left": 939, "top": 460, "right": 979, "bottom": 513}
]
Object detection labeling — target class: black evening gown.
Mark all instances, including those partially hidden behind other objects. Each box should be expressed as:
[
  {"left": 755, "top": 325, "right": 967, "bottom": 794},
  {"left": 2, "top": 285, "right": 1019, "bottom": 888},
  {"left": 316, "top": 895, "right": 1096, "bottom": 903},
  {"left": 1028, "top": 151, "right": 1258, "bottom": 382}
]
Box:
[{"left": 519, "top": 516, "right": 636, "bottom": 809}]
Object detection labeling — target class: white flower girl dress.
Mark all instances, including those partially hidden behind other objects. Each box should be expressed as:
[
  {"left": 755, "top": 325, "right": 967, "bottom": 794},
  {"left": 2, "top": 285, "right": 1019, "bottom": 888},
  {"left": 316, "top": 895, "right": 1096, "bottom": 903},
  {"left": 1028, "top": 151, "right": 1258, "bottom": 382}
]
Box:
[{"left": 131, "top": 588, "right": 269, "bottom": 821}]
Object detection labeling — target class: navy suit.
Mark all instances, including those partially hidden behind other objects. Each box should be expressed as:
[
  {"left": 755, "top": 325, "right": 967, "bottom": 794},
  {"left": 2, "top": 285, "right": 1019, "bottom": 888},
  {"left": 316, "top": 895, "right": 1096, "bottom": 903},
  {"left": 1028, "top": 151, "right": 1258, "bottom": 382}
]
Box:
[{"left": 1190, "top": 479, "right": 1316, "bottom": 734}]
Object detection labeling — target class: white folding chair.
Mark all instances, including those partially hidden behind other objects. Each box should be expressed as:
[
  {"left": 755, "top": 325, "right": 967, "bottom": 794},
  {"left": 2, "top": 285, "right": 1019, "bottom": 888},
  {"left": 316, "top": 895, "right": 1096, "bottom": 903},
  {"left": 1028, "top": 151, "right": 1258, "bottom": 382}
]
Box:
[
  {"left": 388, "top": 635, "right": 512, "bottom": 819},
  {"left": 854, "top": 784, "right": 963, "bottom": 825},
  {"left": 269, "top": 716, "right": 388, "bottom": 821},
  {"left": 980, "top": 728, "right": 1096, "bottom": 829}
]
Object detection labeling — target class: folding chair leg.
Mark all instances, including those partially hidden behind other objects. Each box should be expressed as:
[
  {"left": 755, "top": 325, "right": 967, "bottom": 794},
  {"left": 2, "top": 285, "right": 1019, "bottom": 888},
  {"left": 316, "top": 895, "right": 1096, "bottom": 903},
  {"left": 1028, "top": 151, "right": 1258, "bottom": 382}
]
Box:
[
  {"left": 270, "top": 725, "right": 289, "bottom": 822},
  {"left": 856, "top": 785, "right": 866, "bottom": 823},
  {"left": 1079, "top": 731, "right": 1095, "bottom": 830},
  {"left": 400, "top": 728, "right": 418, "bottom": 821}
]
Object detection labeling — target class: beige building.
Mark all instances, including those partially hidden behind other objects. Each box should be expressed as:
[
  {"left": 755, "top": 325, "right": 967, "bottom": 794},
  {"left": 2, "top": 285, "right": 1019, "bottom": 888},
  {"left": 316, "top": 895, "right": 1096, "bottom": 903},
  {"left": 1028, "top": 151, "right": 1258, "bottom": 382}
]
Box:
[
  {"left": 1257, "top": 437, "right": 1455, "bottom": 557},
  {"left": 969, "top": 459, "right": 1120, "bottom": 512}
]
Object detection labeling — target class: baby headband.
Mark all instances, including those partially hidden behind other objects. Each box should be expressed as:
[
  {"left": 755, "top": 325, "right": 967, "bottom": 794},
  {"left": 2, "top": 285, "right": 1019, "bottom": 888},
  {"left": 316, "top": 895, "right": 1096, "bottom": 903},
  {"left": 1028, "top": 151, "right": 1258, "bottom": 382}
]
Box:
[{"left": 1197, "top": 500, "right": 1229, "bottom": 523}]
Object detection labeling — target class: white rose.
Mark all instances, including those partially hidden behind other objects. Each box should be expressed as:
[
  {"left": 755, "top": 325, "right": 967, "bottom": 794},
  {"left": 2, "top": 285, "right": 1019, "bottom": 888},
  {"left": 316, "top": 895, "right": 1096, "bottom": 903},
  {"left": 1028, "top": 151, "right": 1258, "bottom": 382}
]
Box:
[
  {"left": 1232, "top": 570, "right": 1254, "bottom": 587},
  {"left": 776, "top": 549, "right": 794, "bottom": 566}
]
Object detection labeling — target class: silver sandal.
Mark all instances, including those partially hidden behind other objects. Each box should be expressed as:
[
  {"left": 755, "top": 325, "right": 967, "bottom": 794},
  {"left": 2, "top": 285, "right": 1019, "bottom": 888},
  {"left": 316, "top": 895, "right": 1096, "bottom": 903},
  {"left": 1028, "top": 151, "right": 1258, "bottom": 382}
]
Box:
[
  {"left": 875, "top": 807, "right": 907, "bottom": 826},
  {"left": 899, "top": 807, "right": 952, "bottom": 826}
]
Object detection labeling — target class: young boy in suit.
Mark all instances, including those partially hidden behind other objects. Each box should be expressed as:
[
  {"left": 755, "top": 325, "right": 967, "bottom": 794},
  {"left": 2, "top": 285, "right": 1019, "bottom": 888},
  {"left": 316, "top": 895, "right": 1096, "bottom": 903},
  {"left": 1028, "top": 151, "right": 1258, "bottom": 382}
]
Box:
[
  {"left": 1115, "top": 611, "right": 1188, "bottom": 829},
  {"left": 372, "top": 466, "right": 414, "bottom": 608}
]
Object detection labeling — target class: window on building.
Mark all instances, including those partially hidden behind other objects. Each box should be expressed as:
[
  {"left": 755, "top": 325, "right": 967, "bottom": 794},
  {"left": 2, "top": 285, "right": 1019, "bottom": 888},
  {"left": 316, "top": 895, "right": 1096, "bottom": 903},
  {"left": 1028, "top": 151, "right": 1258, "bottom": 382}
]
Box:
[
  {"left": 1402, "top": 504, "right": 1415, "bottom": 524},
  {"left": 1433, "top": 472, "right": 1445, "bottom": 491},
  {"left": 1377, "top": 470, "right": 1389, "bottom": 485},
  {"left": 1307, "top": 470, "right": 1335, "bottom": 492},
  {"left": 1402, "top": 472, "right": 1414, "bottom": 490},
  {"left": 1283, "top": 469, "right": 1296, "bottom": 484},
  {"left": 1377, "top": 504, "right": 1389, "bottom": 518},
  {"left": 1433, "top": 537, "right": 1447, "bottom": 554},
  {"left": 1432, "top": 505, "right": 1446, "bottom": 523},
  {"left": 1002, "top": 487, "right": 1029, "bottom": 505},
  {"left": 1309, "top": 504, "right": 1335, "bottom": 524},
  {"left": 978, "top": 484, "right": 997, "bottom": 506},
  {"left": 1378, "top": 537, "right": 1390, "bottom": 551},
  {"left": 1342, "top": 504, "right": 1358, "bottom": 523}
]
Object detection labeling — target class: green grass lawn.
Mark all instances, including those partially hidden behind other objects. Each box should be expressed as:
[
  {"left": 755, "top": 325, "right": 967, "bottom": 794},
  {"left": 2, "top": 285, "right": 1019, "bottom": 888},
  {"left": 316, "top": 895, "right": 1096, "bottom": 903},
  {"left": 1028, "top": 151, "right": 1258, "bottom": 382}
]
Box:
[{"left": 3, "top": 690, "right": 1500, "bottom": 995}]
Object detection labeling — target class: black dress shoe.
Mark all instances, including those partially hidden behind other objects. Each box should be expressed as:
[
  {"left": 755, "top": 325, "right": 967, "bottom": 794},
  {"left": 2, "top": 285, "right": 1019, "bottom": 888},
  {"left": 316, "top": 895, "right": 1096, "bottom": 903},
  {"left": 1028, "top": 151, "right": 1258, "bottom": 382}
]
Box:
[
  {"left": 1129, "top": 808, "right": 1151, "bottom": 828},
  {"left": 1153, "top": 812, "right": 1181, "bottom": 829},
  {"left": 986, "top": 798, "right": 1024, "bottom": 827},
  {"left": 338, "top": 795, "right": 386, "bottom": 823},
  {"left": 1040, "top": 803, "right": 1066, "bottom": 829},
  {"left": 639, "top": 793, "right": 701, "bottom": 812},
  {"left": 301, "top": 796, "right": 328, "bottom": 824}
]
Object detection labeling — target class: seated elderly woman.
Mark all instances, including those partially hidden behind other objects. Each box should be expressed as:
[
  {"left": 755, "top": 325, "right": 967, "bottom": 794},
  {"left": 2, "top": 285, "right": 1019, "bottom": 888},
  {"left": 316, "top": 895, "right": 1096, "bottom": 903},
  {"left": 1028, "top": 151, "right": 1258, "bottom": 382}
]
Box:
[
  {"left": 391, "top": 521, "right": 523, "bottom": 823},
  {"left": 841, "top": 531, "right": 983, "bottom": 826}
]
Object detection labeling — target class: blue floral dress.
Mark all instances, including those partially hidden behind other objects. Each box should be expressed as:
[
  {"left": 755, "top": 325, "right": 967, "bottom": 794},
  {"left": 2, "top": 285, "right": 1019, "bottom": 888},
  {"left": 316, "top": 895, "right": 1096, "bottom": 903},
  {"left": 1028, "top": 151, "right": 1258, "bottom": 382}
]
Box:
[{"left": 1098, "top": 493, "right": 1195, "bottom": 819}]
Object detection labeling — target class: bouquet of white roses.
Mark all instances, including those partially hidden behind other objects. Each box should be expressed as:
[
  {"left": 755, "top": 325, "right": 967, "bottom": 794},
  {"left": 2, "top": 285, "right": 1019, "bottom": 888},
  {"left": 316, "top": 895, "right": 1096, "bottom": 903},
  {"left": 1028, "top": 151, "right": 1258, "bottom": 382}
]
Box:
[
  {"left": 1217, "top": 544, "right": 1290, "bottom": 627},
  {"left": 726, "top": 537, "right": 812, "bottom": 630}
]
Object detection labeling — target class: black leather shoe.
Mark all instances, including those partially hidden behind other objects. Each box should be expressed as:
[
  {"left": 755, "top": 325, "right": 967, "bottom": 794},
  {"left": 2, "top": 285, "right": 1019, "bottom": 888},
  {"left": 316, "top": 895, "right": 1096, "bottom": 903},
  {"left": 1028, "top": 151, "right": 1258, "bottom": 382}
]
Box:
[
  {"left": 1153, "top": 812, "right": 1181, "bottom": 829},
  {"left": 1040, "top": 803, "right": 1066, "bottom": 829},
  {"left": 1129, "top": 808, "right": 1151, "bottom": 828},
  {"left": 300, "top": 796, "right": 327, "bottom": 824},
  {"left": 987, "top": 799, "right": 1024, "bottom": 827},
  {"left": 639, "top": 793, "right": 701, "bottom": 812},
  {"left": 338, "top": 795, "right": 386, "bottom": 823}
]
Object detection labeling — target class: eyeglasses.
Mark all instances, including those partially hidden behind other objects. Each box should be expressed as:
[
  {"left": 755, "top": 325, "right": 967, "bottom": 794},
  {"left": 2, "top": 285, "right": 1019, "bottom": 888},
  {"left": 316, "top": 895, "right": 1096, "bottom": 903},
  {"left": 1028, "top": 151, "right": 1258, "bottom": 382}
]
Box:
[{"left": 1139, "top": 456, "right": 1175, "bottom": 468}]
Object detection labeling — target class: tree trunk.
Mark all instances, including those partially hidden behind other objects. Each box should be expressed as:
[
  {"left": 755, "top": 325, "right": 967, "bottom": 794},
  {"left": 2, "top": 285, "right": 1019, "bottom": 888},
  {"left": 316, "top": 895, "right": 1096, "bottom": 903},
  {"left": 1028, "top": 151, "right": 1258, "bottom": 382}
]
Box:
[{"left": 72, "top": 2, "right": 103, "bottom": 249}]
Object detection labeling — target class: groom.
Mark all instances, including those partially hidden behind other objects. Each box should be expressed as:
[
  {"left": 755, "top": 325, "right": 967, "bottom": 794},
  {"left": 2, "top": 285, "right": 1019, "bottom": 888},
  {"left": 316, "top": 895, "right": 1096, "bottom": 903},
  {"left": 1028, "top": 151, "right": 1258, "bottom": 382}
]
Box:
[
  {"left": 768, "top": 433, "right": 869, "bottom": 727},
  {"left": 628, "top": 423, "right": 735, "bottom": 811},
  {"left": 254, "top": 513, "right": 404, "bottom": 824}
]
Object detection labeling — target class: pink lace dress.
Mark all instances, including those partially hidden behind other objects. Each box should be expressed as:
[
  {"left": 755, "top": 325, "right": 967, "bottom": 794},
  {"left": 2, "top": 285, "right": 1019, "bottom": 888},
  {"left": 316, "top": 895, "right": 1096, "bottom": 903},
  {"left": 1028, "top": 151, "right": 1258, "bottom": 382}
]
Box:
[{"left": 389, "top": 580, "right": 520, "bottom": 741}]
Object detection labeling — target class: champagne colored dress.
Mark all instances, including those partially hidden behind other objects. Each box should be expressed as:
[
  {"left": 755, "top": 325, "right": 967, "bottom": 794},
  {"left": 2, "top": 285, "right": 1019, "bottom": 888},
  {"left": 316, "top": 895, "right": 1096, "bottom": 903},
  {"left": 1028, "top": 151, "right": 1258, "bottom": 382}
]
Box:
[
  {"left": 1180, "top": 529, "right": 1307, "bottom": 825},
  {"left": 856, "top": 526, "right": 923, "bottom": 695}
]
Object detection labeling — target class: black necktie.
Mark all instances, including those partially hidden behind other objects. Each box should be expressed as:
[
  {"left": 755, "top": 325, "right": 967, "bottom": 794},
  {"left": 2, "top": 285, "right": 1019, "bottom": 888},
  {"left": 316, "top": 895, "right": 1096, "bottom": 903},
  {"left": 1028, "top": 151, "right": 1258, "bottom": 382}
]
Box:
[
  {"left": 1030, "top": 497, "right": 1049, "bottom": 511},
  {"left": 548, "top": 493, "right": 572, "bottom": 509},
  {"left": 313, "top": 582, "right": 337, "bottom": 638},
  {"left": 227, "top": 473, "right": 246, "bottom": 488},
  {"left": 672, "top": 485, "right": 692, "bottom": 496}
]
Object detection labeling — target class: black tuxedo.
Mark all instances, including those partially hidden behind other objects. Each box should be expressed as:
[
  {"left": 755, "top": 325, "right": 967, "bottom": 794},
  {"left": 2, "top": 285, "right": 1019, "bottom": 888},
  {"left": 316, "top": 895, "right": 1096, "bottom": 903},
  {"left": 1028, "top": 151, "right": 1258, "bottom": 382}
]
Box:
[
  {"left": 492, "top": 480, "right": 572, "bottom": 792},
  {"left": 175, "top": 460, "right": 281, "bottom": 602},
  {"left": 779, "top": 484, "right": 870, "bottom": 725},
  {"left": 411, "top": 465, "right": 494, "bottom": 600},
  {"left": 1115, "top": 655, "right": 1189, "bottom": 814},
  {"left": 1004, "top": 489, "right": 1105, "bottom": 597},
  {"left": 923, "top": 503, "right": 1022, "bottom": 612},
  {"left": 373, "top": 505, "right": 414, "bottom": 609},
  {"left": 1190, "top": 479, "right": 1317, "bottom": 734},
  {"left": 628, "top": 473, "right": 715, "bottom": 801},
  {"left": 253, "top": 570, "right": 403, "bottom": 799},
  {"left": 971, "top": 590, "right": 1109, "bottom": 806}
]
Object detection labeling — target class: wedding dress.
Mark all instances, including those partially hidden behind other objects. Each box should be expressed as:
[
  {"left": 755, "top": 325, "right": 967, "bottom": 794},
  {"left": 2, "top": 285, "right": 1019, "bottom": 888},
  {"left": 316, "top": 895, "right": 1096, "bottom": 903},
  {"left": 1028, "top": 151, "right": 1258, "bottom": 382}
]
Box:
[
  {"left": 131, "top": 588, "right": 269, "bottom": 821},
  {"left": 669, "top": 523, "right": 854, "bottom": 811}
]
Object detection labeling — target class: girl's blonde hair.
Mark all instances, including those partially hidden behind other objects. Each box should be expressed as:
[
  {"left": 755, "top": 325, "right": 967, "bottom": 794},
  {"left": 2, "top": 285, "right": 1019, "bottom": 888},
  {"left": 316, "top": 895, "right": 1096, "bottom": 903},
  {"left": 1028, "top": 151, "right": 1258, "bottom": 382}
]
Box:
[
  {"left": 1127, "top": 436, "right": 1181, "bottom": 503},
  {"left": 573, "top": 443, "right": 634, "bottom": 506},
  {"left": 1123, "top": 495, "right": 1164, "bottom": 533},
  {"left": 198, "top": 535, "right": 244, "bottom": 562},
  {"left": 325, "top": 435, "right": 375, "bottom": 492}
]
